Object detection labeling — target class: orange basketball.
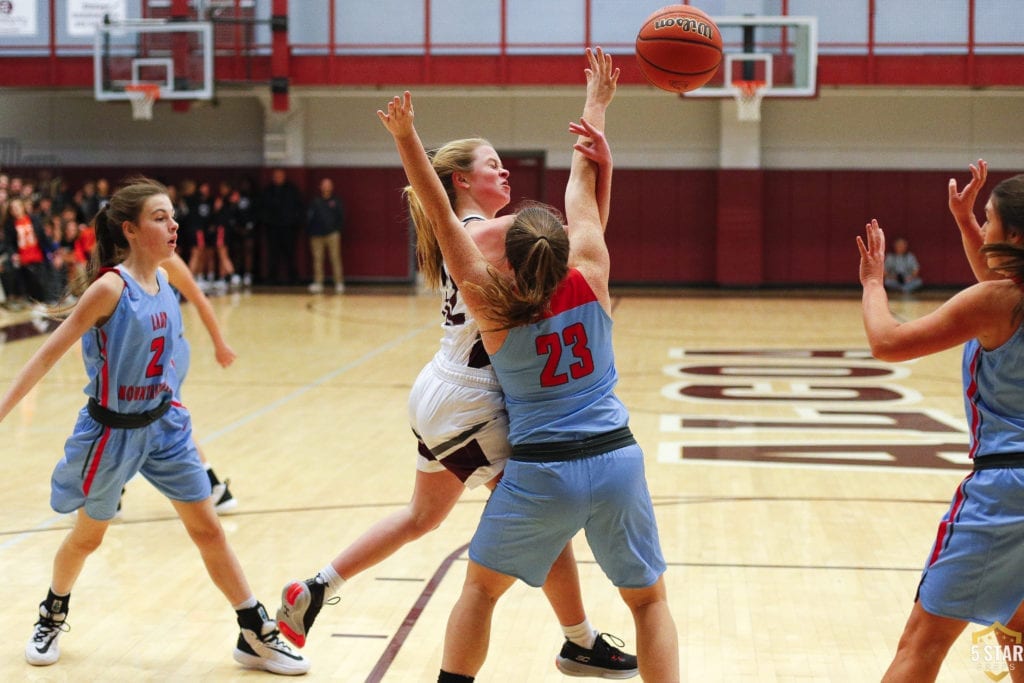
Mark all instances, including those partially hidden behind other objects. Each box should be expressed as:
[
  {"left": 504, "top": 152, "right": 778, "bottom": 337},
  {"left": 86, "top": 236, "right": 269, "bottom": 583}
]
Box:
[{"left": 635, "top": 4, "right": 723, "bottom": 94}]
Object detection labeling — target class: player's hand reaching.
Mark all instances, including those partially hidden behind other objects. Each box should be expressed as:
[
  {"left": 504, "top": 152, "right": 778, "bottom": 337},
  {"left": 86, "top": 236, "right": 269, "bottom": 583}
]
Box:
[
  {"left": 570, "top": 117, "right": 611, "bottom": 169},
  {"left": 584, "top": 47, "right": 619, "bottom": 109},
  {"left": 377, "top": 91, "right": 415, "bottom": 140},
  {"left": 857, "top": 219, "right": 887, "bottom": 288},
  {"left": 948, "top": 158, "right": 987, "bottom": 234}
]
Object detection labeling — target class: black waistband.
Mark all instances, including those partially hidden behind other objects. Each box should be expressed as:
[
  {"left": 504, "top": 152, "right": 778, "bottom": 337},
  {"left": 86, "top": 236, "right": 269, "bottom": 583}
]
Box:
[
  {"left": 511, "top": 426, "right": 636, "bottom": 463},
  {"left": 973, "top": 452, "right": 1024, "bottom": 471},
  {"left": 87, "top": 398, "right": 171, "bottom": 429}
]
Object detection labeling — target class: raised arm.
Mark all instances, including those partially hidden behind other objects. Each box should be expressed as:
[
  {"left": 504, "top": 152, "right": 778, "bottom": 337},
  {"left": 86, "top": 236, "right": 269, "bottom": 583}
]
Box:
[
  {"left": 949, "top": 159, "right": 994, "bottom": 282},
  {"left": 858, "top": 218, "right": 999, "bottom": 361},
  {"left": 376, "top": 92, "right": 494, "bottom": 310},
  {"left": 163, "top": 252, "right": 236, "bottom": 367},
  {"left": 577, "top": 47, "right": 618, "bottom": 228},
  {"left": 565, "top": 116, "right": 612, "bottom": 305}
]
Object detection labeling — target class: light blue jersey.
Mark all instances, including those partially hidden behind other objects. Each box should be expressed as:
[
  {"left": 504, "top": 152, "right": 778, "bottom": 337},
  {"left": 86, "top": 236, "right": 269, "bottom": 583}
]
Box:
[
  {"left": 81, "top": 266, "right": 182, "bottom": 410},
  {"left": 52, "top": 266, "right": 207, "bottom": 520},
  {"left": 489, "top": 269, "right": 628, "bottom": 445},
  {"left": 962, "top": 323, "right": 1024, "bottom": 460},
  {"left": 916, "top": 321, "right": 1024, "bottom": 625}
]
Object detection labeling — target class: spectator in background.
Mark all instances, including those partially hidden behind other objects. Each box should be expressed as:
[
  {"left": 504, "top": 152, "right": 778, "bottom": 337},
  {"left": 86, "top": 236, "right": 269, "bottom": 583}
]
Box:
[
  {"left": 4, "top": 197, "right": 59, "bottom": 305},
  {"left": 306, "top": 177, "right": 345, "bottom": 294},
  {"left": 76, "top": 180, "right": 99, "bottom": 224},
  {"left": 95, "top": 177, "right": 111, "bottom": 212},
  {"left": 262, "top": 169, "right": 304, "bottom": 286},
  {"left": 231, "top": 177, "right": 258, "bottom": 288},
  {"left": 201, "top": 180, "right": 240, "bottom": 291},
  {"left": 884, "top": 236, "right": 923, "bottom": 294},
  {"left": 57, "top": 209, "right": 92, "bottom": 293},
  {"left": 186, "top": 181, "right": 215, "bottom": 289},
  {"left": 0, "top": 206, "right": 14, "bottom": 308}
]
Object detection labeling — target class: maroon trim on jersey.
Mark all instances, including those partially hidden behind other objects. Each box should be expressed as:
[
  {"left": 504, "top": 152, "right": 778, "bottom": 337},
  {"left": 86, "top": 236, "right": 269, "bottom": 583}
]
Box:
[{"left": 541, "top": 269, "right": 597, "bottom": 319}]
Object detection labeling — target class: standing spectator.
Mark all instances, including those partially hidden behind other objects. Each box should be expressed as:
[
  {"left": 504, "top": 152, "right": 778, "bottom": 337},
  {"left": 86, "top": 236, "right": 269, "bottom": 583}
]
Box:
[
  {"left": 231, "top": 177, "right": 259, "bottom": 288},
  {"left": 0, "top": 207, "right": 14, "bottom": 308},
  {"left": 95, "top": 178, "right": 111, "bottom": 212},
  {"left": 262, "top": 169, "right": 304, "bottom": 286},
  {"left": 76, "top": 180, "right": 100, "bottom": 224},
  {"left": 884, "top": 236, "right": 923, "bottom": 294},
  {"left": 186, "top": 181, "right": 214, "bottom": 288},
  {"left": 203, "top": 181, "right": 240, "bottom": 291},
  {"left": 4, "top": 197, "right": 59, "bottom": 304},
  {"left": 305, "top": 177, "right": 345, "bottom": 294}
]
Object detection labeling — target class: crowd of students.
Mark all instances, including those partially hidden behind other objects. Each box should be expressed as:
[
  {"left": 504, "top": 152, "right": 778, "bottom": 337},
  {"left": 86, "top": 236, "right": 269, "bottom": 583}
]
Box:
[{"left": 0, "top": 169, "right": 345, "bottom": 311}]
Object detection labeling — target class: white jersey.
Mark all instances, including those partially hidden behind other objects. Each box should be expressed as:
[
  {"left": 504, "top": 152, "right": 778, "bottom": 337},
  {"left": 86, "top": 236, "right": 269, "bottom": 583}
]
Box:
[
  {"left": 410, "top": 215, "right": 509, "bottom": 488},
  {"left": 431, "top": 215, "right": 499, "bottom": 390}
]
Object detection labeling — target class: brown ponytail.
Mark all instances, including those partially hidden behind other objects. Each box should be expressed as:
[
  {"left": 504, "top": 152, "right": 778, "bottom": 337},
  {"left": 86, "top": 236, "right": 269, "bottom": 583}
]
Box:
[{"left": 467, "top": 204, "right": 569, "bottom": 329}]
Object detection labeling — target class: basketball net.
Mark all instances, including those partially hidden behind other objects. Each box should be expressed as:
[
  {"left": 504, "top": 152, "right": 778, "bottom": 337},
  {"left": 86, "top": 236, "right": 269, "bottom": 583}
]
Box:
[
  {"left": 734, "top": 80, "right": 765, "bottom": 122},
  {"left": 125, "top": 84, "right": 160, "bottom": 120}
]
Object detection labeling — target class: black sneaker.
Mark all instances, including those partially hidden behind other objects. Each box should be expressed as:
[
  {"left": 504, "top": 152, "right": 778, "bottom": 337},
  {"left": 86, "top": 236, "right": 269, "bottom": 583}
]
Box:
[
  {"left": 276, "top": 578, "right": 338, "bottom": 648},
  {"left": 212, "top": 478, "right": 238, "bottom": 514},
  {"left": 233, "top": 603, "right": 309, "bottom": 675},
  {"left": 25, "top": 603, "right": 69, "bottom": 666},
  {"left": 555, "top": 633, "right": 638, "bottom": 679}
]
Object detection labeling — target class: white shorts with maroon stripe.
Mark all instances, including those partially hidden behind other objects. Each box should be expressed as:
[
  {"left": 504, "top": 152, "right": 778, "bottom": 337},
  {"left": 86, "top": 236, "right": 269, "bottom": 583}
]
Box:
[{"left": 408, "top": 358, "right": 509, "bottom": 489}]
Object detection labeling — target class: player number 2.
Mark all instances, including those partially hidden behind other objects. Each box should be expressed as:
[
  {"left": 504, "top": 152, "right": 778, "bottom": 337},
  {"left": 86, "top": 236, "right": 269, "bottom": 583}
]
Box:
[
  {"left": 536, "top": 322, "right": 595, "bottom": 387},
  {"left": 146, "top": 336, "right": 165, "bottom": 378}
]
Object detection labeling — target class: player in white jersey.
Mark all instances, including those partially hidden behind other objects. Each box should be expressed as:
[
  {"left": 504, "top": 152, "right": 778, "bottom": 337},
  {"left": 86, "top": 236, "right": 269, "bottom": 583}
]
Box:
[
  {"left": 862, "top": 164, "right": 1024, "bottom": 682},
  {"left": 378, "top": 47, "right": 679, "bottom": 683},
  {"left": 278, "top": 48, "right": 639, "bottom": 679},
  {"left": 0, "top": 178, "right": 306, "bottom": 675}
]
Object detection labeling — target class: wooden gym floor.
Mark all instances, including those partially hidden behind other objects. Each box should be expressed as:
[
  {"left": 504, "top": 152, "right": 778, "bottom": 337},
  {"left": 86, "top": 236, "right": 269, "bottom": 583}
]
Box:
[{"left": 0, "top": 286, "right": 997, "bottom": 681}]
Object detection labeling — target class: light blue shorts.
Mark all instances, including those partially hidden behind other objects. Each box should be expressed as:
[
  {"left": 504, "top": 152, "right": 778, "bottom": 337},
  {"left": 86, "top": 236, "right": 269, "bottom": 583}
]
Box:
[
  {"left": 51, "top": 402, "right": 211, "bottom": 521},
  {"left": 917, "top": 468, "right": 1024, "bottom": 626},
  {"left": 468, "top": 444, "right": 666, "bottom": 588}
]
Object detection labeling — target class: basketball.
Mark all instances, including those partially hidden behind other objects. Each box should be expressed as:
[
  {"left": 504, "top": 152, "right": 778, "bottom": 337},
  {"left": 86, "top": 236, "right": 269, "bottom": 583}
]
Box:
[{"left": 635, "top": 4, "right": 723, "bottom": 93}]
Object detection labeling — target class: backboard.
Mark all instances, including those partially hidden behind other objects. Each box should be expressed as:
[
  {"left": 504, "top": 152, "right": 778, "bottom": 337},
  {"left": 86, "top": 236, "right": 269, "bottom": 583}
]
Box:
[
  {"left": 685, "top": 15, "right": 818, "bottom": 99},
  {"left": 94, "top": 19, "right": 214, "bottom": 103}
]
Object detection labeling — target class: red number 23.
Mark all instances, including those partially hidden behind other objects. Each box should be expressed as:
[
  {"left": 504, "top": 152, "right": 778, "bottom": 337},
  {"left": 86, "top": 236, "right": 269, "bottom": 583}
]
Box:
[{"left": 536, "top": 322, "right": 595, "bottom": 387}]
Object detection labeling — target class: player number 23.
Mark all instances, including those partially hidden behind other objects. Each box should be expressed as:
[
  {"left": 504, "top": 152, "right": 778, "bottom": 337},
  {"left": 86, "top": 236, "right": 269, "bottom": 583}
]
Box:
[{"left": 535, "top": 322, "right": 595, "bottom": 387}]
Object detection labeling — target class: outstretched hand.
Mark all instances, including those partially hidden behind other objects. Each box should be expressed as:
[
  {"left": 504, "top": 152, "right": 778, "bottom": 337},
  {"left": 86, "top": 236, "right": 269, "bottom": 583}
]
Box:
[
  {"left": 949, "top": 158, "right": 988, "bottom": 225},
  {"left": 570, "top": 117, "right": 611, "bottom": 168},
  {"left": 376, "top": 91, "right": 415, "bottom": 139},
  {"left": 856, "top": 219, "right": 887, "bottom": 287},
  {"left": 584, "top": 47, "right": 618, "bottom": 107}
]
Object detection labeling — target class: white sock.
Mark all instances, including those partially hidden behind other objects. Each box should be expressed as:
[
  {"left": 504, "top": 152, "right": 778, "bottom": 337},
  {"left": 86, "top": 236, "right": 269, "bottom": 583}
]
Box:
[
  {"left": 232, "top": 595, "right": 258, "bottom": 611},
  {"left": 316, "top": 564, "right": 346, "bottom": 598},
  {"left": 562, "top": 619, "right": 597, "bottom": 649}
]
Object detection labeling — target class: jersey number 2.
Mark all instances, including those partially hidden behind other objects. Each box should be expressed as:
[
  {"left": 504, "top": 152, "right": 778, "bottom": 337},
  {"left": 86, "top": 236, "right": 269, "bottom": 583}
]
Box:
[
  {"left": 146, "top": 336, "right": 165, "bottom": 378},
  {"left": 536, "top": 322, "right": 594, "bottom": 387}
]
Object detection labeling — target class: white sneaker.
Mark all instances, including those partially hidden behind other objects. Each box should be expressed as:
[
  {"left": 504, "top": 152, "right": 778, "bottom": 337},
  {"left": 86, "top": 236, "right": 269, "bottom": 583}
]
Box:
[
  {"left": 308, "top": 283, "right": 324, "bottom": 294},
  {"left": 229, "top": 274, "right": 242, "bottom": 288},
  {"left": 334, "top": 282, "right": 345, "bottom": 294},
  {"left": 234, "top": 604, "right": 310, "bottom": 675},
  {"left": 242, "top": 273, "right": 252, "bottom": 287},
  {"left": 25, "top": 603, "right": 68, "bottom": 666}
]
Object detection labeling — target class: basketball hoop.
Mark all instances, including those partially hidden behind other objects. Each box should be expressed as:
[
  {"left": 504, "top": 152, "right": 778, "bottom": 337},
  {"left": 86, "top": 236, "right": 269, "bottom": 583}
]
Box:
[
  {"left": 125, "top": 83, "right": 161, "bottom": 120},
  {"left": 734, "top": 80, "right": 765, "bottom": 122}
]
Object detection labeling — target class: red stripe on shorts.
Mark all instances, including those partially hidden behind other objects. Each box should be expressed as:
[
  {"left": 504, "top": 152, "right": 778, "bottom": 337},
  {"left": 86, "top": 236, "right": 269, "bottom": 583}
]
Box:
[
  {"left": 927, "top": 473, "right": 973, "bottom": 567},
  {"left": 82, "top": 427, "right": 112, "bottom": 496}
]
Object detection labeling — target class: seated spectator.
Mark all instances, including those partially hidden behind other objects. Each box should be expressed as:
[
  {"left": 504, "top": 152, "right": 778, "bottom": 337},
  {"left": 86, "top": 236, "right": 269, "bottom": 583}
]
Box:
[{"left": 884, "top": 236, "right": 923, "bottom": 294}]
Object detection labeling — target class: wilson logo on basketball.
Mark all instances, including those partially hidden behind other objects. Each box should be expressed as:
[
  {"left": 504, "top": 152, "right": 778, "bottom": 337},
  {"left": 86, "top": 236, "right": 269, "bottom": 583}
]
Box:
[{"left": 652, "top": 17, "right": 715, "bottom": 41}]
